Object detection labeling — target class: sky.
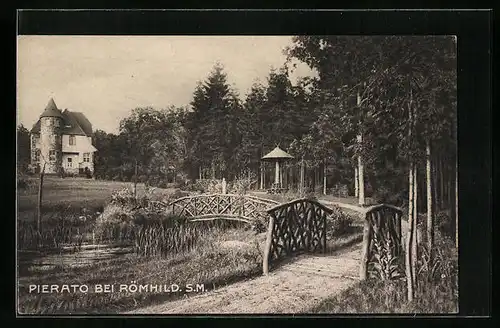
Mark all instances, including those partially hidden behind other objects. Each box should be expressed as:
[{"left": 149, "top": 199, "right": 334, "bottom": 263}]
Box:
[{"left": 17, "top": 36, "right": 316, "bottom": 134}]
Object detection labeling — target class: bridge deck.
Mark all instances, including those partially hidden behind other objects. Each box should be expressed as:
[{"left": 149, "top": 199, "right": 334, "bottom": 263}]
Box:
[
  {"left": 279, "top": 243, "right": 362, "bottom": 280},
  {"left": 126, "top": 242, "right": 362, "bottom": 314}
]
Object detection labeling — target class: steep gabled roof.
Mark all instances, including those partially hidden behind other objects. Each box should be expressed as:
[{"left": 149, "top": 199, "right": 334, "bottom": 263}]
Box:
[
  {"left": 61, "top": 109, "right": 87, "bottom": 135},
  {"left": 70, "top": 111, "right": 93, "bottom": 136}
]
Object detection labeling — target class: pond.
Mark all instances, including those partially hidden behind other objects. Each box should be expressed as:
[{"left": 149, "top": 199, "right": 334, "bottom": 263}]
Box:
[{"left": 18, "top": 244, "right": 134, "bottom": 275}]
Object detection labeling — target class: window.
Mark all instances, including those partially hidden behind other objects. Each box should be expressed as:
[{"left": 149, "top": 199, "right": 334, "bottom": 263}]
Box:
[
  {"left": 83, "top": 153, "right": 90, "bottom": 163},
  {"left": 69, "top": 135, "right": 76, "bottom": 145},
  {"left": 49, "top": 150, "right": 56, "bottom": 161},
  {"left": 67, "top": 157, "right": 72, "bottom": 167},
  {"left": 34, "top": 149, "right": 40, "bottom": 162}
]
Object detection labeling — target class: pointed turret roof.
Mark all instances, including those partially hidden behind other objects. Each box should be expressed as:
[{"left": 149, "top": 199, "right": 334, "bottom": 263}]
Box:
[
  {"left": 40, "top": 98, "right": 63, "bottom": 119},
  {"left": 261, "top": 146, "right": 294, "bottom": 161}
]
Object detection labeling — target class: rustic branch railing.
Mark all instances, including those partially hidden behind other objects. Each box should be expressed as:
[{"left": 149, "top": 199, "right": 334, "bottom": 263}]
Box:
[
  {"left": 167, "top": 193, "right": 279, "bottom": 223},
  {"left": 152, "top": 196, "right": 406, "bottom": 281},
  {"left": 359, "top": 204, "right": 406, "bottom": 281},
  {"left": 263, "top": 198, "right": 334, "bottom": 274}
]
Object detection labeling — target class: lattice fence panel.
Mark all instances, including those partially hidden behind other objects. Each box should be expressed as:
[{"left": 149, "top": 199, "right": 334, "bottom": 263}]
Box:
[
  {"left": 365, "top": 206, "right": 405, "bottom": 281},
  {"left": 266, "top": 199, "right": 332, "bottom": 264}
]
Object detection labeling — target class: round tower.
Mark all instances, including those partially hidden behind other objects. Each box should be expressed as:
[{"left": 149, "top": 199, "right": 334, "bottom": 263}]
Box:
[{"left": 39, "top": 98, "right": 63, "bottom": 174}]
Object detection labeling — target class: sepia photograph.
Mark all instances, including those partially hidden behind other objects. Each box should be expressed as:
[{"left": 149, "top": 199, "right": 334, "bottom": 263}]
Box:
[{"left": 16, "top": 34, "right": 459, "bottom": 315}]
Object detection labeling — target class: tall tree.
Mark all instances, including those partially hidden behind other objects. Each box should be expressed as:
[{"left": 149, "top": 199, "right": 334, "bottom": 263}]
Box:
[
  {"left": 185, "top": 62, "right": 241, "bottom": 180},
  {"left": 238, "top": 81, "right": 268, "bottom": 186},
  {"left": 119, "top": 107, "right": 177, "bottom": 197},
  {"left": 17, "top": 124, "right": 31, "bottom": 173}
]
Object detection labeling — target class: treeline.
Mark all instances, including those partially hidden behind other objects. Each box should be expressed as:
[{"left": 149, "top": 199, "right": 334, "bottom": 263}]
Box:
[
  {"left": 92, "top": 106, "right": 188, "bottom": 187},
  {"left": 92, "top": 62, "right": 336, "bottom": 191},
  {"left": 18, "top": 36, "right": 457, "bottom": 225}
]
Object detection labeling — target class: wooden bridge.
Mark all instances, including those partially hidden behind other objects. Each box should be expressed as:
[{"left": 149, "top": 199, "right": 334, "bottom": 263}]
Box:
[
  {"left": 152, "top": 193, "right": 406, "bottom": 282},
  {"left": 151, "top": 193, "right": 279, "bottom": 224}
]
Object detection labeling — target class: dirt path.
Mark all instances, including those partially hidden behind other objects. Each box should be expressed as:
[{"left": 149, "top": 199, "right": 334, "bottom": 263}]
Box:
[{"left": 126, "top": 243, "right": 362, "bottom": 314}]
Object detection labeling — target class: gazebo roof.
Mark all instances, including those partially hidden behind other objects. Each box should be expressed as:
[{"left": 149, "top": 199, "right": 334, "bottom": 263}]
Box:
[{"left": 261, "top": 146, "right": 294, "bottom": 161}]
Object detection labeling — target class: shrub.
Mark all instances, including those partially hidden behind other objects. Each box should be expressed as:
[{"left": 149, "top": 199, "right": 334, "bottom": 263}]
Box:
[
  {"left": 327, "top": 205, "right": 354, "bottom": 237},
  {"left": 228, "top": 171, "right": 257, "bottom": 195},
  {"left": 330, "top": 183, "right": 350, "bottom": 198},
  {"left": 17, "top": 172, "right": 38, "bottom": 193},
  {"left": 109, "top": 187, "right": 137, "bottom": 207},
  {"left": 372, "top": 185, "right": 406, "bottom": 206},
  {"left": 93, "top": 203, "right": 136, "bottom": 244}
]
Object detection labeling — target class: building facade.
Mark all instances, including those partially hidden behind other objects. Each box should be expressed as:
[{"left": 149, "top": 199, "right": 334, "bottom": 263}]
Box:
[{"left": 30, "top": 98, "right": 98, "bottom": 175}]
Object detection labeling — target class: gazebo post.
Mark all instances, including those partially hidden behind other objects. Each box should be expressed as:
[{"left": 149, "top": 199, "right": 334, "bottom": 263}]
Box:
[{"left": 275, "top": 161, "right": 280, "bottom": 186}]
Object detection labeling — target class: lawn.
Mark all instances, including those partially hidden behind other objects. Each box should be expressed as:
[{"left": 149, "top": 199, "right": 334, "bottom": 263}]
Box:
[{"left": 17, "top": 176, "right": 176, "bottom": 219}]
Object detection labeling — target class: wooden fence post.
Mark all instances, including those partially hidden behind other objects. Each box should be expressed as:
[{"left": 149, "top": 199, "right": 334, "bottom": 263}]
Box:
[
  {"left": 322, "top": 210, "right": 327, "bottom": 253},
  {"left": 37, "top": 163, "right": 46, "bottom": 247},
  {"left": 263, "top": 214, "right": 275, "bottom": 275},
  {"left": 222, "top": 177, "right": 227, "bottom": 194},
  {"left": 360, "top": 212, "right": 372, "bottom": 280}
]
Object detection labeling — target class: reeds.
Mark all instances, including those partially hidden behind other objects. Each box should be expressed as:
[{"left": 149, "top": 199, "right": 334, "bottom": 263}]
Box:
[{"left": 133, "top": 217, "right": 246, "bottom": 258}]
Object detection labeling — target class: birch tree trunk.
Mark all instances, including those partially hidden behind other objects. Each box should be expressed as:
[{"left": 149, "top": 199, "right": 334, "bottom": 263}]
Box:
[
  {"left": 412, "top": 164, "right": 418, "bottom": 290},
  {"left": 426, "top": 141, "right": 434, "bottom": 251},
  {"left": 260, "top": 163, "right": 264, "bottom": 190},
  {"left": 454, "top": 108, "right": 459, "bottom": 248},
  {"left": 406, "top": 88, "right": 416, "bottom": 302},
  {"left": 300, "top": 157, "right": 305, "bottom": 195},
  {"left": 354, "top": 166, "right": 359, "bottom": 197},
  {"left": 406, "top": 161, "right": 414, "bottom": 302},
  {"left": 455, "top": 158, "right": 459, "bottom": 248},
  {"left": 358, "top": 136, "right": 365, "bottom": 206},
  {"left": 412, "top": 99, "right": 419, "bottom": 291},
  {"left": 323, "top": 160, "right": 327, "bottom": 195},
  {"left": 357, "top": 91, "right": 365, "bottom": 206},
  {"left": 447, "top": 163, "right": 452, "bottom": 209},
  {"left": 432, "top": 153, "right": 438, "bottom": 213}
]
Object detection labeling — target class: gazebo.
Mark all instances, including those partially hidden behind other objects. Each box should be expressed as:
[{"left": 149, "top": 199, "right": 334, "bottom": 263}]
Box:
[{"left": 261, "top": 146, "right": 294, "bottom": 193}]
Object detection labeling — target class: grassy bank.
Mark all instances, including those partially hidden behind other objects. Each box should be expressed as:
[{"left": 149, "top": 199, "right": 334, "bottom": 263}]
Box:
[
  {"left": 18, "top": 228, "right": 265, "bottom": 314},
  {"left": 309, "top": 234, "right": 458, "bottom": 314}
]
